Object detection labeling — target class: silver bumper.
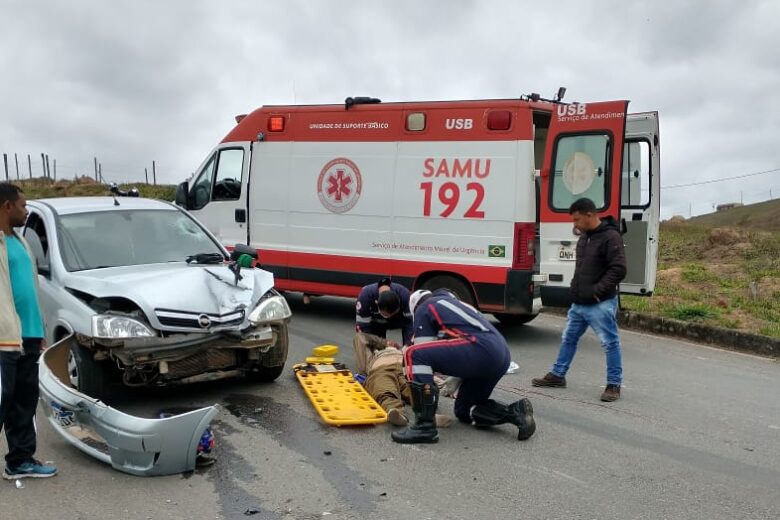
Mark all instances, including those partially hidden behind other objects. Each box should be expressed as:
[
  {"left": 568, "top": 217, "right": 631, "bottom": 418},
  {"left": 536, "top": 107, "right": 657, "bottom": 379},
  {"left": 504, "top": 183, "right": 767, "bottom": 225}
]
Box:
[{"left": 38, "top": 335, "right": 218, "bottom": 477}]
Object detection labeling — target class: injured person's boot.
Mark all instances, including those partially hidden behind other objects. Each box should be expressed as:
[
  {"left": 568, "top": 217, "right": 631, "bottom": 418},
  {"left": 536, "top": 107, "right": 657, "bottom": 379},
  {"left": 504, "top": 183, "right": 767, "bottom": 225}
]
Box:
[
  {"left": 470, "top": 398, "right": 536, "bottom": 441},
  {"left": 391, "top": 382, "right": 439, "bottom": 444}
]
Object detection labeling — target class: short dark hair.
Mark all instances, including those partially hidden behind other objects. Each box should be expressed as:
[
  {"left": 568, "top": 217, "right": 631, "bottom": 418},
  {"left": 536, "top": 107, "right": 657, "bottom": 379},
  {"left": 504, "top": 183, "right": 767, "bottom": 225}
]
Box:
[
  {"left": 377, "top": 290, "right": 400, "bottom": 314},
  {"left": 0, "top": 182, "right": 23, "bottom": 206},
  {"left": 569, "top": 197, "right": 597, "bottom": 215}
]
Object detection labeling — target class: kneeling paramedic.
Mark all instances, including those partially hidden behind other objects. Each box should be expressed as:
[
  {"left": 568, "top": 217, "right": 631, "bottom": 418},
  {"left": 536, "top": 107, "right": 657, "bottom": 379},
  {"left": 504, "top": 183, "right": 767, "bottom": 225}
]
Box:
[{"left": 391, "top": 289, "right": 536, "bottom": 444}]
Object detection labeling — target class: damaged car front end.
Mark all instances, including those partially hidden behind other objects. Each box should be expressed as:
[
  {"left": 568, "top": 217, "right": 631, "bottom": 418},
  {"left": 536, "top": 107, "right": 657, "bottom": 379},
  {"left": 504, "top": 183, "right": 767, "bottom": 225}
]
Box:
[{"left": 24, "top": 197, "right": 292, "bottom": 401}]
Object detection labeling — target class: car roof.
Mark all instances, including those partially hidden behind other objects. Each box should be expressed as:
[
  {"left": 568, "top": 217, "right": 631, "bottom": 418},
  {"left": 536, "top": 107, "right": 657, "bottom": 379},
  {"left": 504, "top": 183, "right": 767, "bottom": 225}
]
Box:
[{"left": 30, "top": 197, "right": 177, "bottom": 216}]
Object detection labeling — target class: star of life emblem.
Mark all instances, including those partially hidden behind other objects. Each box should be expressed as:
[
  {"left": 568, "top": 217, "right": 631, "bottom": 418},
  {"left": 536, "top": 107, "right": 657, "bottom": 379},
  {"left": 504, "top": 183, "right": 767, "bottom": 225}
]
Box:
[{"left": 317, "top": 158, "right": 362, "bottom": 214}]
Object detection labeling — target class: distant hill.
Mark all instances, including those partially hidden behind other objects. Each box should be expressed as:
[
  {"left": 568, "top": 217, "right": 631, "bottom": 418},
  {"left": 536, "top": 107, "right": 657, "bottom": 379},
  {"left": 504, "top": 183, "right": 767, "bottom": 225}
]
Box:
[{"left": 685, "top": 198, "right": 780, "bottom": 231}]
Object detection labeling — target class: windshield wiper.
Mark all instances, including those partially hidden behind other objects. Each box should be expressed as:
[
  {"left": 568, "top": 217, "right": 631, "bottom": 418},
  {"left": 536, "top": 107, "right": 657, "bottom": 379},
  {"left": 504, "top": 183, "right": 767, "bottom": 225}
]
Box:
[{"left": 185, "top": 252, "right": 226, "bottom": 265}]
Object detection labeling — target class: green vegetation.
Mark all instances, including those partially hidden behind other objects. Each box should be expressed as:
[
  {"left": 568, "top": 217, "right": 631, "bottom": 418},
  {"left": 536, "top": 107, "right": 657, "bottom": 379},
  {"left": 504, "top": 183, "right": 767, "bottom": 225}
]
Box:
[
  {"left": 622, "top": 199, "right": 780, "bottom": 338},
  {"left": 15, "top": 177, "right": 175, "bottom": 201}
]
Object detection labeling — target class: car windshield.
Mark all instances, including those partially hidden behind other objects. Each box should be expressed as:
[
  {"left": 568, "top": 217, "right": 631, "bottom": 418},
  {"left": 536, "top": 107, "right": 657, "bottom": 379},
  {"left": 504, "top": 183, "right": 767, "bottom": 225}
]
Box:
[{"left": 57, "top": 209, "right": 225, "bottom": 271}]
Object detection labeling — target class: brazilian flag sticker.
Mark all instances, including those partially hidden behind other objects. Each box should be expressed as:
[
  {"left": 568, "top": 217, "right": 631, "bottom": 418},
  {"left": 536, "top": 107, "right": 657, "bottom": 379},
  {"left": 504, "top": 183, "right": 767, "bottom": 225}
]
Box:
[{"left": 488, "top": 245, "right": 506, "bottom": 258}]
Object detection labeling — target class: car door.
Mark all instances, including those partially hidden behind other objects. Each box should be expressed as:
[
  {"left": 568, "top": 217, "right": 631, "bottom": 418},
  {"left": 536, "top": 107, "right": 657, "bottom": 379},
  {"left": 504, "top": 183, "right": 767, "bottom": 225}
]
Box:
[{"left": 22, "top": 209, "right": 60, "bottom": 342}]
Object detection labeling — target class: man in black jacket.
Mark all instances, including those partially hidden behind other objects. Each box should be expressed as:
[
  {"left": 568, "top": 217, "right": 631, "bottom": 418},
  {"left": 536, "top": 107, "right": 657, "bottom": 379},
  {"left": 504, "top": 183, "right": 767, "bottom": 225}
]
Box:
[{"left": 532, "top": 198, "right": 627, "bottom": 402}]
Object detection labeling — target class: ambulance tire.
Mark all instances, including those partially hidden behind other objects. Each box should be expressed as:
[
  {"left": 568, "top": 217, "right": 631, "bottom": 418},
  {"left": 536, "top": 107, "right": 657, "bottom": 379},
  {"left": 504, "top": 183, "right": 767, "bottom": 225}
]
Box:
[
  {"left": 494, "top": 312, "right": 539, "bottom": 327},
  {"left": 420, "top": 275, "right": 476, "bottom": 307}
]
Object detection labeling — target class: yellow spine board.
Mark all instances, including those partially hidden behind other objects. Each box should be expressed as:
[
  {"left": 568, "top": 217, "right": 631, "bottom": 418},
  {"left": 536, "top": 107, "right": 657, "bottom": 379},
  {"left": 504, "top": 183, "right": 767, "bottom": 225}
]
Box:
[{"left": 293, "top": 363, "right": 388, "bottom": 426}]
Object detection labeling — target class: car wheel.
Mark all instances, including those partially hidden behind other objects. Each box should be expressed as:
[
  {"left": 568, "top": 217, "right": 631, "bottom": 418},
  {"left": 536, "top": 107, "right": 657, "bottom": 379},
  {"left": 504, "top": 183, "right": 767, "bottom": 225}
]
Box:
[
  {"left": 247, "top": 324, "right": 288, "bottom": 383},
  {"left": 71, "top": 342, "right": 113, "bottom": 401},
  {"left": 494, "top": 312, "right": 539, "bottom": 327}
]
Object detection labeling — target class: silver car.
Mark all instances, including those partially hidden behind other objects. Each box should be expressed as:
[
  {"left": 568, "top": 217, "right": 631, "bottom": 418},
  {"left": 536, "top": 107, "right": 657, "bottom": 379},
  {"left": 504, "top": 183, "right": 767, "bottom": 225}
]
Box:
[{"left": 24, "top": 196, "right": 291, "bottom": 400}]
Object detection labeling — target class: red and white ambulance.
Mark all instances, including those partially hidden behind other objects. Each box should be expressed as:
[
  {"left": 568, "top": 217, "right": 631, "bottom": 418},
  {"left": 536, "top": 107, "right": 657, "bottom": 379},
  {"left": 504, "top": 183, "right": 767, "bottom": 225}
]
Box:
[{"left": 175, "top": 94, "right": 660, "bottom": 324}]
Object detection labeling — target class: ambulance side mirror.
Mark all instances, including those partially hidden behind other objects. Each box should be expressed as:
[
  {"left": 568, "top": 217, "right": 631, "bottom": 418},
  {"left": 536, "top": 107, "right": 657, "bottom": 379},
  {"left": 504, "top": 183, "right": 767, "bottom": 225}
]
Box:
[{"left": 175, "top": 181, "right": 189, "bottom": 209}]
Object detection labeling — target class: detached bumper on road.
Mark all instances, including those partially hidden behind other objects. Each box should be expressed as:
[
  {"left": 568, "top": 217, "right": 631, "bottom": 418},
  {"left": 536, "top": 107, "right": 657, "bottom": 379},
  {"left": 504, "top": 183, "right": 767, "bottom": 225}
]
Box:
[{"left": 38, "top": 335, "right": 218, "bottom": 477}]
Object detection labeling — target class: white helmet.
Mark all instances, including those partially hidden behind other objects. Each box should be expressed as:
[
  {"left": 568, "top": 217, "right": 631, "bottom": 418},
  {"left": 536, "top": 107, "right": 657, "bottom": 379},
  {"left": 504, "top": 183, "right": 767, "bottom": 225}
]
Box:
[{"left": 409, "top": 289, "right": 432, "bottom": 314}]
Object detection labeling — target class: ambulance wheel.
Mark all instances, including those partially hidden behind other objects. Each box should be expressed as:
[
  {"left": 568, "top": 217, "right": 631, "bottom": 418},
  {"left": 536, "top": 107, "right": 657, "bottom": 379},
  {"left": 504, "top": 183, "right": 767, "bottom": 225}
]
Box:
[
  {"left": 494, "top": 312, "right": 538, "bottom": 327},
  {"left": 421, "top": 275, "right": 476, "bottom": 307}
]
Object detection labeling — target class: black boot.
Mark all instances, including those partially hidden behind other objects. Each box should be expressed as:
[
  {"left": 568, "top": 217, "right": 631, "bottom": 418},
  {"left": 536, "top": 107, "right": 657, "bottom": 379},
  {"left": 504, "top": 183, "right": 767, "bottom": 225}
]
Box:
[
  {"left": 391, "top": 382, "right": 439, "bottom": 444},
  {"left": 508, "top": 398, "right": 536, "bottom": 441},
  {"left": 470, "top": 398, "right": 536, "bottom": 441}
]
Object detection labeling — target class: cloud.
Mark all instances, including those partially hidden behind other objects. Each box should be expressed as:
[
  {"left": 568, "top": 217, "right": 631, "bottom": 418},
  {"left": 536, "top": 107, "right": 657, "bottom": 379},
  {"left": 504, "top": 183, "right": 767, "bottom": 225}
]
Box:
[{"left": 1, "top": 0, "right": 778, "bottom": 217}]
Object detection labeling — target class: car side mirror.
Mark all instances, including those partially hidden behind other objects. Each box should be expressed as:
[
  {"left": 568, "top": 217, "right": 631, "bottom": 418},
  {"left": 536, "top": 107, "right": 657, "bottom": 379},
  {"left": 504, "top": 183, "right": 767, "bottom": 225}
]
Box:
[
  {"left": 175, "top": 181, "right": 189, "bottom": 209},
  {"left": 230, "top": 244, "right": 258, "bottom": 262}
]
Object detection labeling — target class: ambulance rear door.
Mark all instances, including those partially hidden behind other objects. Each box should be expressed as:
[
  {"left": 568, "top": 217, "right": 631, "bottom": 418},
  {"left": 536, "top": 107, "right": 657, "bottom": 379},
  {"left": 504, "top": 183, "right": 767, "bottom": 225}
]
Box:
[
  {"left": 538, "top": 101, "right": 629, "bottom": 307},
  {"left": 620, "top": 111, "right": 660, "bottom": 295}
]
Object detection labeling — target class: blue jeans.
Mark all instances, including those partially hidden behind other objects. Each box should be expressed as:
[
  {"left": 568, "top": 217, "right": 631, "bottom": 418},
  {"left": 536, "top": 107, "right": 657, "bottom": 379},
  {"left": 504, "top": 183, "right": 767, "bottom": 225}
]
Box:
[{"left": 551, "top": 297, "right": 623, "bottom": 385}]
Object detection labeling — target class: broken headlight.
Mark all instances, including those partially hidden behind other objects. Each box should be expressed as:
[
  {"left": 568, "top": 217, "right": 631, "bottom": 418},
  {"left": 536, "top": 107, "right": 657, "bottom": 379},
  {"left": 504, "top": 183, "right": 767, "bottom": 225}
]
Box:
[
  {"left": 92, "top": 315, "right": 155, "bottom": 339},
  {"left": 248, "top": 295, "right": 291, "bottom": 326}
]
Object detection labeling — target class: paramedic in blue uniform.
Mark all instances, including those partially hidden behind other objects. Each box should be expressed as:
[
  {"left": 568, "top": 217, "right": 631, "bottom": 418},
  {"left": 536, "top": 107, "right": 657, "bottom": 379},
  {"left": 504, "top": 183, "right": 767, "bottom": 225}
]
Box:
[
  {"left": 391, "top": 289, "right": 536, "bottom": 444},
  {"left": 354, "top": 278, "right": 414, "bottom": 347}
]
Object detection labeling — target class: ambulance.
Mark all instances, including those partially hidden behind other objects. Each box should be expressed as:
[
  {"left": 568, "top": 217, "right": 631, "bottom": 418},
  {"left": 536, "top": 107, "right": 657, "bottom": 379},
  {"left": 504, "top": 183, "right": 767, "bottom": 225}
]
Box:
[{"left": 175, "top": 92, "right": 660, "bottom": 325}]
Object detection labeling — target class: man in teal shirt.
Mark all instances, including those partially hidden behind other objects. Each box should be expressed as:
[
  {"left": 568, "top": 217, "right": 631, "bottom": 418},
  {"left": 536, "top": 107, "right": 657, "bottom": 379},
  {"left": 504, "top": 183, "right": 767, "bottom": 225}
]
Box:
[{"left": 0, "top": 182, "right": 57, "bottom": 479}]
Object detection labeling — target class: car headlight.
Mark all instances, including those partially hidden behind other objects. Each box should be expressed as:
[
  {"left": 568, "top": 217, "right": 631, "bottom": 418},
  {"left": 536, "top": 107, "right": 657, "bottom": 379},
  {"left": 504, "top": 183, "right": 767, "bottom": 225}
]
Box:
[
  {"left": 248, "top": 295, "right": 292, "bottom": 326},
  {"left": 92, "top": 315, "right": 155, "bottom": 339}
]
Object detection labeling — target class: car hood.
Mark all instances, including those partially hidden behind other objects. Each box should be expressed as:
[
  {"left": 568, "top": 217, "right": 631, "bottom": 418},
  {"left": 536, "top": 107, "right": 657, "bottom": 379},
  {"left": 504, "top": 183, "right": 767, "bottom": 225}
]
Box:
[{"left": 60, "top": 263, "right": 275, "bottom": 329}]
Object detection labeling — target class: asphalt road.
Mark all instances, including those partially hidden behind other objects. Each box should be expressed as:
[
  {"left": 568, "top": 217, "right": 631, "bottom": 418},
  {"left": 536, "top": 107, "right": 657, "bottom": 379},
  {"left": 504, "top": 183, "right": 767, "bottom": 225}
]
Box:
[{"left": 2, "top": 294, "right": 780, "bottom": 520}]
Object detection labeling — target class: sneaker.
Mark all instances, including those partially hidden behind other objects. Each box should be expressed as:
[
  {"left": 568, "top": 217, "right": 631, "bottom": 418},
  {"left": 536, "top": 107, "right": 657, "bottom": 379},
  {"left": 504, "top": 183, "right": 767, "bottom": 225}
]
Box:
[
  {"left": 531, "top": 372, "right": 567, "bottom": 388},
  {"left": 3, "top": 459, "right": 58, "bottom": 479},
  {"left": 387, "top": 408, "right": 408, "bottom": 426},
  {"left": 600, "top": 384, "right": 621, "bottom": 402}
]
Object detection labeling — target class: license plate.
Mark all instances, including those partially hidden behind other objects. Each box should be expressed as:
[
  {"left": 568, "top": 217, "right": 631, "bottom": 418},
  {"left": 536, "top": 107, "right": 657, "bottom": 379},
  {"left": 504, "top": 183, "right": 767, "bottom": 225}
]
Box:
[{"left": 558, "top": 246, "right": 576, "bottom": 261}]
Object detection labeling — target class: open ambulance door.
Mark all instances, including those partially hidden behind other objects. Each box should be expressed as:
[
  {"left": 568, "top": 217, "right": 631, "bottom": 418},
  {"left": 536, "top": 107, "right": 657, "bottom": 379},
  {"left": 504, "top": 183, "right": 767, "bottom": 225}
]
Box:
[
  {"left": 538, "top": 101, "right": 629, "bottom": 307},
  {"left": 180, "top": 142, "right": 252, "bottom": 246},
  {"left": 620, "top": 112, "right": 660, "bottom": 295}
]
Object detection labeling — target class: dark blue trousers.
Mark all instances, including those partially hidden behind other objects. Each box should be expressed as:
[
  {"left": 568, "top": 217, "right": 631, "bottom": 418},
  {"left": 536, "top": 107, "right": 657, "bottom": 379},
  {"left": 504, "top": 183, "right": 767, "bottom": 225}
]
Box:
[
  {"left": 404, "top": 334, "right": 510, "bottom": 422},
  {"left": 0, "top": 338, "right": 42, "bottom": 467}
]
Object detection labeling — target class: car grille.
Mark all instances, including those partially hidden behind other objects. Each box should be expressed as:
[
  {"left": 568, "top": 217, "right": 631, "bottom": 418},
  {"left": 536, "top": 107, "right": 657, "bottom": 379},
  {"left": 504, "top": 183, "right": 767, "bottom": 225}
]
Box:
[{"left": 155, "top": 308, "right": 245, "bottom": 330}]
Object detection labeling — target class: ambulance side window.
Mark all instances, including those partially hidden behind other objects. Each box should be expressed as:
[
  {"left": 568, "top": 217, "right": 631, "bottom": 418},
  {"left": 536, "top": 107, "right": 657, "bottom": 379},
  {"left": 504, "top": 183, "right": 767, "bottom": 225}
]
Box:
[
  {"left": 550, "top": 133, "right": 610, "bottom": 211},
  {"left": 189, "top": 154, "right": 216, "bottom": 210},
  {"left": 621, "top": 140, "right": 651, "bottom": 208},
  {"left": 212, "top": 148, "right": 244, "bottom": 201}
]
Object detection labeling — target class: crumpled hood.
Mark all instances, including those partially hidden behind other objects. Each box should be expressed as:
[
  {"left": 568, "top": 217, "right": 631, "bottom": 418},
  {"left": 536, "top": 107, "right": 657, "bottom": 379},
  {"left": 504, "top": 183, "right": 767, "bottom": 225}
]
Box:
[{"left": 60, "top": 263, "right": 275, "bottom": 321}]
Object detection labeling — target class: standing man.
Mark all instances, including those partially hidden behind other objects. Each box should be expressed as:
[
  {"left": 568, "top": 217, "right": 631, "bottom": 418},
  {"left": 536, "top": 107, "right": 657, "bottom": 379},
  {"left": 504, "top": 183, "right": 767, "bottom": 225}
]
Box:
[
  {"left": 353, "top": 278, "right": 413, "bottom": 374},
  {"left": 0, "top": 182, "right": 57, "bottom": 479},
  {"left": 532, "top": 197, "right": 627, "bottom": 402},
  {"left": 391, "top": 289, "right": 536, "bottom": 444}
]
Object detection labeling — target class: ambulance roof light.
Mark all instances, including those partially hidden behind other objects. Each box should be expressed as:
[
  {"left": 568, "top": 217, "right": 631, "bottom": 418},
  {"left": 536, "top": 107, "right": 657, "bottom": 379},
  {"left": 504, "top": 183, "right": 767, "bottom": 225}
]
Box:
[
  {"left": 345, "top": 96, "right": 382, "bottom": 110},
  {"left": 555, "top": 87, "right": 567, "bottom": 102},
  {"left": 235, "top": 114, "right": 247, "bottom": 123},
  {"left": 268, "top": 116, "right": 285, "bottom": 132}
]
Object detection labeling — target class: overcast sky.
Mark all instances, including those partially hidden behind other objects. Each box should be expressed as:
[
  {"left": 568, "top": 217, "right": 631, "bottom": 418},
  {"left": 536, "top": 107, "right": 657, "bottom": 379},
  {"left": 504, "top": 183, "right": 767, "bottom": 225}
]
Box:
[{"left": 1, "top": 0, "right": 778, "bottom": 219}]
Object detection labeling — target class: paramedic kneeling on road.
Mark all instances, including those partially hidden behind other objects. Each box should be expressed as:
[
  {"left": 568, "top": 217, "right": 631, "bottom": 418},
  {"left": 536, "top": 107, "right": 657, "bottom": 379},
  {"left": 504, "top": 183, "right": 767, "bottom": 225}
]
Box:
[
  {"left": 355, "top": 278, "right": 413, "bottom": 347},
  {"left": 391, "top": 289, "right": 536, "bottom": 444}
]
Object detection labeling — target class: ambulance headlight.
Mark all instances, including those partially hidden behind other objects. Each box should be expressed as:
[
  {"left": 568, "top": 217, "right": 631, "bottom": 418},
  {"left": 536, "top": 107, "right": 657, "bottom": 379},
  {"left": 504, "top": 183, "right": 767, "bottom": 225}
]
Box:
[{"left": 248, "top": 295, "right": 292, "bottom": 325}]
